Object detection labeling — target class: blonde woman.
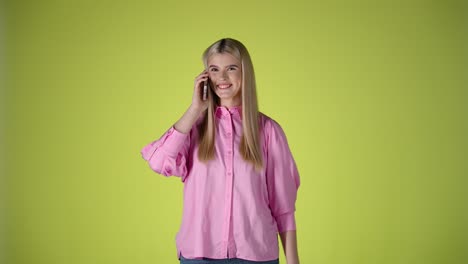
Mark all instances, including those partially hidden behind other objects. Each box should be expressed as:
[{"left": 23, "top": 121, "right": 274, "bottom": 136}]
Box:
[{"left": 141, "top": 38, "right": 300, "bottom": 264}]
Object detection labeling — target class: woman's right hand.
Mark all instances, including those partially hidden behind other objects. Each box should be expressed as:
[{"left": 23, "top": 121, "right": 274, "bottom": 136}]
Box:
[{"left": 191, "top": 69, "right": 210, "bottom": 112}]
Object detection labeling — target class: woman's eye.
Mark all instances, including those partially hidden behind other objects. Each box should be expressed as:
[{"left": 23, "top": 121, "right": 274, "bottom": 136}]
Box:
[
  {"left": 229, "top": 67, "right": 236, "bottom": 70},
  {"left": 210, "top": 68, "right": 218, "bottom": 72}
]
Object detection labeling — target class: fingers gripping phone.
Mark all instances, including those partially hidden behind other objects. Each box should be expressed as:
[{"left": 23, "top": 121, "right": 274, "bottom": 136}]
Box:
[{"left": 202, "top": 78, "right": 209, "bottom": 101}]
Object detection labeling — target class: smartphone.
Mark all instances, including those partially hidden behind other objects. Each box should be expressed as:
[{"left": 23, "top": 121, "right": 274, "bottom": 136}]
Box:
[{"left": 202, "top": 78, "right": 209, "bottom": 101}]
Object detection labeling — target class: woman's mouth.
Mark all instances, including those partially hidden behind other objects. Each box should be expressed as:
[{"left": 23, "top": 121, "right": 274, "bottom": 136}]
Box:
[{"left": 217, "top": 84, "right": 232, "bottom": 89}]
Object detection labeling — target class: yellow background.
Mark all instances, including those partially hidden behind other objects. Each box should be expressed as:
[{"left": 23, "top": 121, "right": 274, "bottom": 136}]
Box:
[{"left": 2, "top": 0, "right": 467, "bottom": 263}]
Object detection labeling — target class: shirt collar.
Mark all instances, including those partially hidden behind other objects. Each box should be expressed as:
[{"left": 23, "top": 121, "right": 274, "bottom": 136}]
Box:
[{"left": 215, "top": 105, "right": 242, "bottom": 119}]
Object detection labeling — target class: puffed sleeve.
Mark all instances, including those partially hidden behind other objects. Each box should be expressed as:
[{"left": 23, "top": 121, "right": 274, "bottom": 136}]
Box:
[
  {"left": 266, "top": 119, "right": 301, "bottom": 233},
  {"left": 140, "top": 125, "right": 191, "bottom": 182}
]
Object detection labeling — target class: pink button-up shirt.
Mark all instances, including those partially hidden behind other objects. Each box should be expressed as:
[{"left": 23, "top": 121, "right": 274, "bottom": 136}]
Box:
[{"left": 140, "top": 105, "right": 300, "bottom": 262}]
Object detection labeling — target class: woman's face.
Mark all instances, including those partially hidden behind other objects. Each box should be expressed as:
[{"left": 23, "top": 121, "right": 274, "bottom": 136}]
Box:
[{"left": 207, "top": 52, "right": 242, "bottom": 107}]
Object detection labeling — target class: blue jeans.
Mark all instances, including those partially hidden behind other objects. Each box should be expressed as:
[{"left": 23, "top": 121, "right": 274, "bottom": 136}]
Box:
[{"left": 179, "top": 253, "right": 279, "bottom": 264}]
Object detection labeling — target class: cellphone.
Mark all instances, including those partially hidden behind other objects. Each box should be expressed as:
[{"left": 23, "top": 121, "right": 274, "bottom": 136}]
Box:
[{"left": 202, "top": 79, "right": 209, "bottom": 101}]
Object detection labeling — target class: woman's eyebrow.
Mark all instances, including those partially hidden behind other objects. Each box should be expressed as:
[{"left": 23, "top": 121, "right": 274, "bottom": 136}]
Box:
[{"left": 208, "top": 64, "right": 239, "bottom": 68}]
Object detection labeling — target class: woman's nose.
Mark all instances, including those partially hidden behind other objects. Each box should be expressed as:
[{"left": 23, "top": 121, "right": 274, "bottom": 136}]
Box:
[{"left": 220, "top": 71, "right": 228, "bottom": 79}]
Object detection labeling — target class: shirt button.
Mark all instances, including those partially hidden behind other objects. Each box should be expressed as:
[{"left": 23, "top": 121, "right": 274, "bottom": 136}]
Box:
[
  {"left": 227, "top": 172, "right": 232, "bottom": 176},
  {"left": 227, "top": 132, "right": 231, "bottom": 136},
  {"left": 227, "top": 150, "right": 232, "bottom": 155}
]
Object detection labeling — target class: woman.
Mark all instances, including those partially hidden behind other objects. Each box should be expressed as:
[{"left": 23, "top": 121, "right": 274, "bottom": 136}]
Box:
[{"left": 140, "top": 38, "right": 300, "bottom": 264}]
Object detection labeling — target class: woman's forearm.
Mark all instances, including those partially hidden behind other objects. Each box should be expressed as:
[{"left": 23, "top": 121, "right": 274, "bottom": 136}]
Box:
[
  {"left": 279, "top": 230, "right": 300, "bottom": 264},
  {"left": 173, "top": 104, "right": 203, "bottom": 134}
]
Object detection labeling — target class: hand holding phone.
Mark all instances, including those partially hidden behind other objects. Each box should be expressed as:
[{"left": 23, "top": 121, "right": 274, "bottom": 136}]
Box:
[
  {"left": 202, "top": 78, "right": 209, "bottom": 101},
  {"left": 192, "top": 70, "right": 210, "bottom": 112}
]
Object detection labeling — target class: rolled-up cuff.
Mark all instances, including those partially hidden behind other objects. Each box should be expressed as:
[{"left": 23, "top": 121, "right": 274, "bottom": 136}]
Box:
[
  {"left": 141, "top": 142, "right": 155, "bottom": 161},
  {"left": 163, "top": 126, "right": 189, "bottom": 157},
  {"left": 275, "top": 212, "right": 296, "bottom": 233}
]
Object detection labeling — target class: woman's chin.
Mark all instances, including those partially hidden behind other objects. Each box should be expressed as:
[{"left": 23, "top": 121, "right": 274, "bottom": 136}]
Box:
[{"left": 215, "top": 92, "right": 232, "bottom": 99}]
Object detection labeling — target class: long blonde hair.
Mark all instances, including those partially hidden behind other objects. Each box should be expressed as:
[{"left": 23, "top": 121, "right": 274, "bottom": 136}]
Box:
[{"left": 197, "top": 38, "right": 263, "bottom": 172}]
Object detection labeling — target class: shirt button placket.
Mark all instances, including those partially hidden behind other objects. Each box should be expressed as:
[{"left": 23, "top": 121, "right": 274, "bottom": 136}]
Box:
[{"left": 222, "top": 112, "right": 234, "bottom": 258}]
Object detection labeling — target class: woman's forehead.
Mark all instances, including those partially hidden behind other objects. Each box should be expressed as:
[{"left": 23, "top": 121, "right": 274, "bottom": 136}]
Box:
[{"left": 207, "top": 52, "right": 240, "bottom": 66}]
